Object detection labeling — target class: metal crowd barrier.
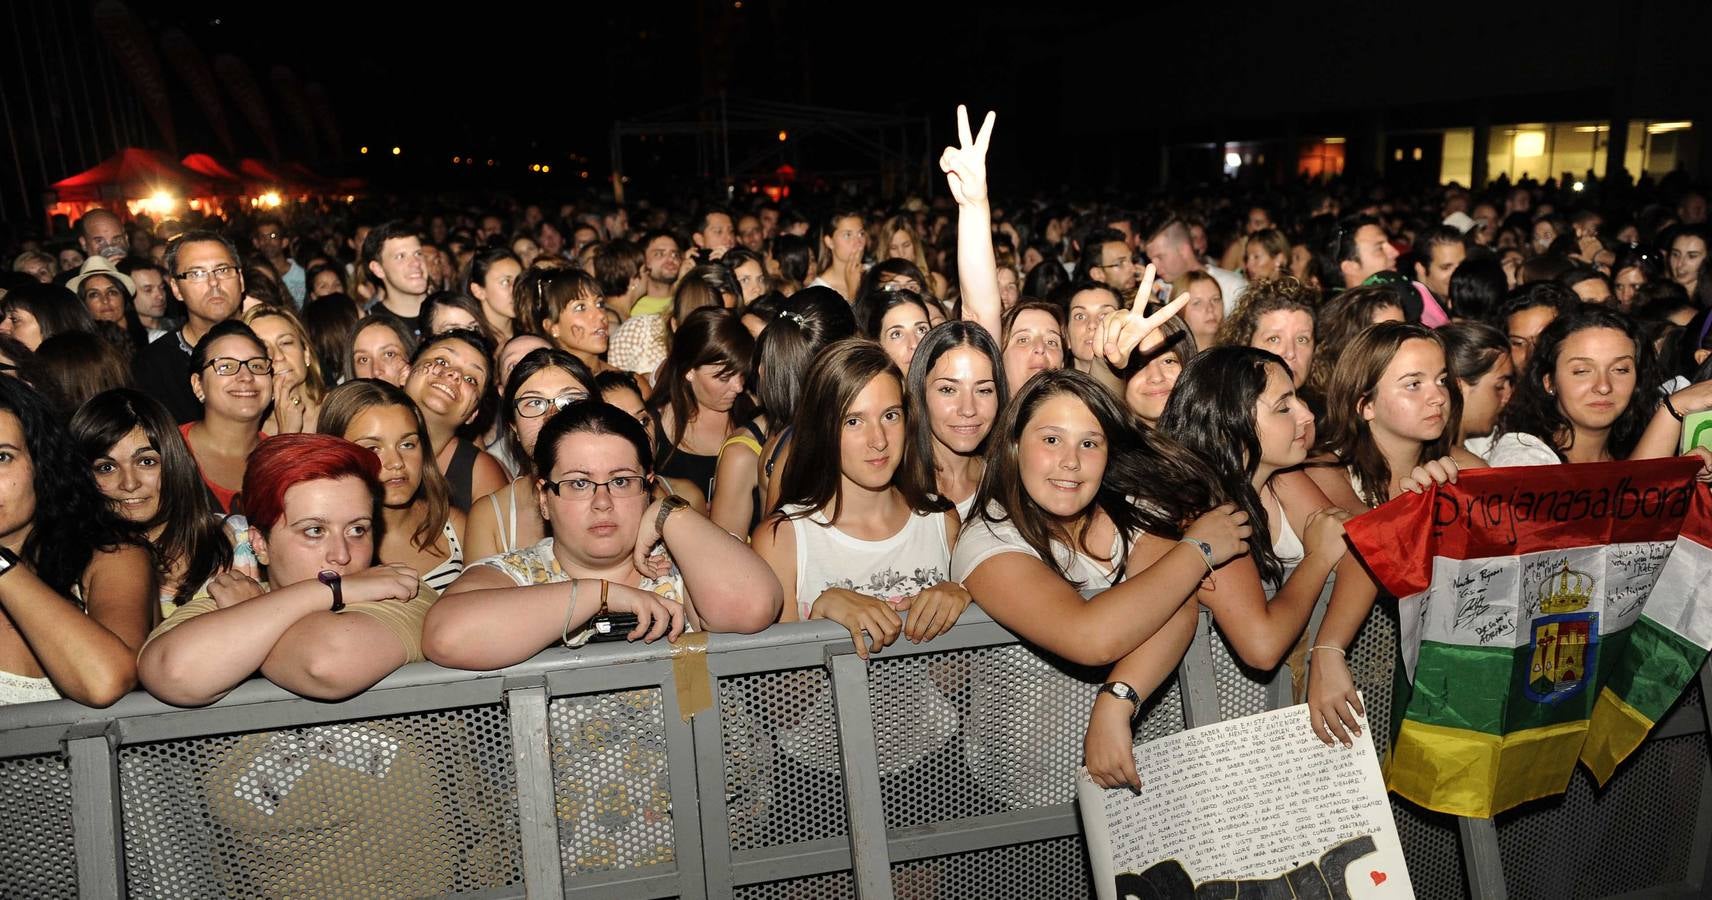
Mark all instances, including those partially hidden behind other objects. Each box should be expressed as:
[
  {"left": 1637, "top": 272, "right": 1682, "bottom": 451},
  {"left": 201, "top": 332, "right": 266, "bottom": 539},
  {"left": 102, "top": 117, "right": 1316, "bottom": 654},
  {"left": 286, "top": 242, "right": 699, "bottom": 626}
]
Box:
[{"left": 0, "top": 593, "right": 1708, "bottom": 899}]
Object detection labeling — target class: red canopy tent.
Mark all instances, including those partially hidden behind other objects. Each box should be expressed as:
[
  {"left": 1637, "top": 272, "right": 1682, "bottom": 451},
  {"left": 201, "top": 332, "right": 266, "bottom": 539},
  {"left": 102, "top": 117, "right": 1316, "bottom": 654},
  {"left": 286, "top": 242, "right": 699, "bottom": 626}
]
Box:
[
  {"left": 239, "top": 158, "right": 297, "bottom": 192},
  {"left": 48, "top": 148, "right": 217, "bottom": 221},
  {"left": 180, "top": 153, "right": 244, "bottom": 189}
]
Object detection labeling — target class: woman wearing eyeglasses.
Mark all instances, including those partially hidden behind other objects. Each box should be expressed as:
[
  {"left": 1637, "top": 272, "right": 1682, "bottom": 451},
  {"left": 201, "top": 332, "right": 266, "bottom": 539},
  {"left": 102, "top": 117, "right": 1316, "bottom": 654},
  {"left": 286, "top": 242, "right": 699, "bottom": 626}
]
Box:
[
  {"left": 424, "top": 401, "right": 781, "bottom": 671},
  {"left": 401, "top": 329, "right": 508, "bottom": 512},
  {"left": 464, "top": 348, "right": 599, "bottom": 559},
  {"left": 182, "top": 320, "right": 275, "bottom": 514}
]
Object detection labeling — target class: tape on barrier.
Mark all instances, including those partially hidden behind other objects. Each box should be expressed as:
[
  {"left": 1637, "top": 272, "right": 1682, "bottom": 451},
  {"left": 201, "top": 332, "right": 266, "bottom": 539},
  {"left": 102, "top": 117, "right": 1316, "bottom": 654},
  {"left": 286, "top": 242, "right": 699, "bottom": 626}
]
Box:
[{"left": 670, "top": 632, "right": 712, "bottom": 721}]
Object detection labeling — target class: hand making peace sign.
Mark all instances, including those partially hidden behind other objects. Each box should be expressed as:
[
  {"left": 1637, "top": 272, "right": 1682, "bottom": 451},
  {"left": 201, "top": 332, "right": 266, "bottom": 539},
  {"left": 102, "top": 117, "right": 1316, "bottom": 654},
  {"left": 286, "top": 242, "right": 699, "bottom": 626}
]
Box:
[
  {"left": 940, "top": 105, "right": 996, "bottom": 207},
  {"left": 1099, "top": 262, "right": 1193, "bottom": 365}
]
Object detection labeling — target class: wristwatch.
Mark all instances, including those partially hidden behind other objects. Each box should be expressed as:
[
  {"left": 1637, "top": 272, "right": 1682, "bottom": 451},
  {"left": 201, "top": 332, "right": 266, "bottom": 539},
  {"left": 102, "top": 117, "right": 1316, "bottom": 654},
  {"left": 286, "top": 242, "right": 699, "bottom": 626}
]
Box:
[
  {"left": 0, "top": 545, "right": 19, "bottom": 579},
  {"left": 1098, "top": 681, "right": 1142, "bottom": 717},
  {"left": 655, "top": 493, "right": 691, "bottom": 537},
  {"left": 318, "top": 570, "right": 345, "bottom": 612}
]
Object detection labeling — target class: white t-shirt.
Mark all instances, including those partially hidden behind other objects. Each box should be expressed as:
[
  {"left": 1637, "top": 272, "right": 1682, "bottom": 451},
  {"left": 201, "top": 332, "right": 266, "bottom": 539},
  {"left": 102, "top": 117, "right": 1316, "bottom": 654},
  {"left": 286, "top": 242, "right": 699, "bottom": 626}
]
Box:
[
  {"left": 951, "top": 503, "right": 1122, "bottom": 590},
  {"left": 1482, "top": 432, "right": 1561, "bottom": 467},
  {"left": 1463, "top": 433, "right": 1495, "bottom": 462},
  {"left": 1207, "top": 265, "right": 1250, "bottom": 315},
  {"left": 783, "top": 504, "right": 951, "bottom": 619}
]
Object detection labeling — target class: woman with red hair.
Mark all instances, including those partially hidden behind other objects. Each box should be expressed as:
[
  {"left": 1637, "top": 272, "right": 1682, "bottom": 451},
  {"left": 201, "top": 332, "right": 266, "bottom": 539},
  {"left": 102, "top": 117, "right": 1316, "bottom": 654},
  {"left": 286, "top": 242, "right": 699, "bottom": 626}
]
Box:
[{"left": 137, "top": 432, "right": 432, "bottom": 706}]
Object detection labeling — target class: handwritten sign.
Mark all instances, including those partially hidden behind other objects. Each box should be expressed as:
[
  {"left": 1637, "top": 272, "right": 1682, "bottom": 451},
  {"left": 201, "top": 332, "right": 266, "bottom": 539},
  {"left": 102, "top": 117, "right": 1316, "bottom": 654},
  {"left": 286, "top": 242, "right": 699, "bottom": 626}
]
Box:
[{"left": 1079, "top": 702, "right": 1412, "bottom": 900}]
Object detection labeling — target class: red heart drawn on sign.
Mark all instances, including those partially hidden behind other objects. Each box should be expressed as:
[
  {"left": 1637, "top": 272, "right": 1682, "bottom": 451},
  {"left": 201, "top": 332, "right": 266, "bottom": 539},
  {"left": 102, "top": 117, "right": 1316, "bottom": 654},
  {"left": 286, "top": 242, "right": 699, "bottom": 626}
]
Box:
[{"left": 1370, "top": 870, "right": 1388, "bottom": 886}]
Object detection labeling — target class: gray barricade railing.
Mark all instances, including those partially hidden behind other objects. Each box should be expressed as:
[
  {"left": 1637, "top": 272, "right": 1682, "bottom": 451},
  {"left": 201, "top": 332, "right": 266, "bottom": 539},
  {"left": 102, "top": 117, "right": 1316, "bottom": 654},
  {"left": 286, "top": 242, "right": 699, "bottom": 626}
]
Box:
[{"left": 1, "top": 591, "right": 1708, "bottom": 900}]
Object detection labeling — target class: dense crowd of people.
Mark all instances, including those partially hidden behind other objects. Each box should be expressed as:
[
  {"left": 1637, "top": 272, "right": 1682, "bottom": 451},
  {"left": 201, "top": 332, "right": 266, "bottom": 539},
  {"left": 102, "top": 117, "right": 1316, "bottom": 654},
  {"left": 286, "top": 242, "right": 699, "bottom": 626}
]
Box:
[{"left": 3, "top": 105, "right": 1712, "bottom": 801}]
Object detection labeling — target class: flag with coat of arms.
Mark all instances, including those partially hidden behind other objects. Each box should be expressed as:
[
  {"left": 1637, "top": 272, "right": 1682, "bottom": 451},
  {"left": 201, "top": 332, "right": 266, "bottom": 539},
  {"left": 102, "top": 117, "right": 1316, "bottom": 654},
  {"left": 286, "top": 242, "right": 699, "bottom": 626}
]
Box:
[{"left": 1343, "top": 457, "right": 1712, "bottom": 818}]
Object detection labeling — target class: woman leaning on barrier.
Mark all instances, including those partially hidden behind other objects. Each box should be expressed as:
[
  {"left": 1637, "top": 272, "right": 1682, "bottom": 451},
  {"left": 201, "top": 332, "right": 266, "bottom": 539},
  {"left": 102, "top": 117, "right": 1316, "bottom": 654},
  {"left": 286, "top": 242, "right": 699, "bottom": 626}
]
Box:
[
  {"left": 951, "top": 368, "right": 1252, "bottom": 792},
  {"left": 751, "top": 339, "right": 971, "bottom": 659},
  {"left": 0, "top": 376, "right": 153, "bottom": 706},
  {"left": 1156, "top": 346, "right": 1357, "bottom": 670},
  {"left": 1303, "top": 322, "right": 1481, "bottom": 747},
  {"left": 423, "top": 400, "right": 781, "bottom": 671},
  {"left": 137, "top": 432, "right": 435, "bottom": 707},
  {"left": 133, "top": 431, "right": 513, "bottom": 896}
]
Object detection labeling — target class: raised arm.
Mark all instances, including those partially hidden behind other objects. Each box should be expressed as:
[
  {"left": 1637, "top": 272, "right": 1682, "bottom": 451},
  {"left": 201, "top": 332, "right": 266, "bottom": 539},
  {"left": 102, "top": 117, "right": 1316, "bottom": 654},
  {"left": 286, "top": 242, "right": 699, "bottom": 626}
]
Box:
[
  {"left": 962, "top": 505, "right": 1250, "bottom": 666},
  {"left": 943, "top": 105, "right": 1002, "bottom": 338},
  {"left": 0, "top": 544, "right": 153, "bottom": 707}
]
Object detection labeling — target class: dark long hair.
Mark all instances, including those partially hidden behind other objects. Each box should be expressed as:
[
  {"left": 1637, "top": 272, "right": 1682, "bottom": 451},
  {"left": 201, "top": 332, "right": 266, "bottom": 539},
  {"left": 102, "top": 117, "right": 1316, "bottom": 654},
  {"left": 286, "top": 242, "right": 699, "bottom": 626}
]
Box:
[
  {"left": 1312, "top": 322, "right": 1460, "bottom": 507},
  {"left": 0, "top": 282, "right": 96, "bottom": 343},
  {"left": 70, "top": 388, "right": 229, "bottom": 606},
  {"left": 771, "top": 339, "right": 935, "bottom": 523},
  {"left": 1159, "top": 347, "right": 1286, "bottom": 586},
  {"left": 904, "top": 321, "right": 1008, "bottom": 507},
  {"left": 647, "top": 307, "right": 756, "bottom": 449},
  {"left": 1, "top": 378, "right": 135, "bottom": 600},
  {"left": 1493, "top": 305, "right": 1659, "bottom": 462},
  {"left": 754, "top": 286, "right": 857, "bottom": 423},
  {"left": 501, "top": 347, "right": 598, "bottom": 477},
  {"left": 971, "top": 368, "right": 1221, "bottom": 586},
  {"left": 317, "top": 379, "right": 453, "bottom": 553}
]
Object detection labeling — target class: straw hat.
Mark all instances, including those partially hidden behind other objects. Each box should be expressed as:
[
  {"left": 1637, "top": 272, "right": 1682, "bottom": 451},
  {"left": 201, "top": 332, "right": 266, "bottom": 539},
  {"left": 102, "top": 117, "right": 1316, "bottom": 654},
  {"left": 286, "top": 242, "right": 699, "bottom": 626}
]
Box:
[{"left": 65, "top": 254, "right": 135, "bottom": 295}]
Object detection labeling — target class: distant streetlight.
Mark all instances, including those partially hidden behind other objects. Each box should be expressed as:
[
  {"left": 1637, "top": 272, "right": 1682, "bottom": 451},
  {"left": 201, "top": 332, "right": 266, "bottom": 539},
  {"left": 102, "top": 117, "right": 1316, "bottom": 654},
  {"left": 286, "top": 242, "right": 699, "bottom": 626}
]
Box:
[
  {"left": 359, "top": 146, "right": 369, "bottom": 154},
  {"left": 778, "top": 130, "right": 788, "bottom": 142},
  {"left": 391, "top": 146, "right": 402, "bottom": 156}
]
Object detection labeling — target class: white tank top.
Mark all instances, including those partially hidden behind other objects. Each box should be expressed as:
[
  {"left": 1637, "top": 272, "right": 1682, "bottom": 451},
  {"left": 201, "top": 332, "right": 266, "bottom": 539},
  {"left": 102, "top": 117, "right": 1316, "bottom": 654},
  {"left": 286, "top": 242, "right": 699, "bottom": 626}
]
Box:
[
  {"left": 1266, "top": 488, "right": 1305, "bottom": 567},
  {"left": 784, "top": 504, "right": 951, "bottom": 619}
]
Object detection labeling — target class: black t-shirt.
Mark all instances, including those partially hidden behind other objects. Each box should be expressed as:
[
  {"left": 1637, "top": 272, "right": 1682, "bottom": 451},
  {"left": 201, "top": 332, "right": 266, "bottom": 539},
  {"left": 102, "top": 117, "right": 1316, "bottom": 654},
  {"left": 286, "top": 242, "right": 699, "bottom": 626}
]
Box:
[{"left": 133, "top": 330, "right": 202, "bottom": 424}]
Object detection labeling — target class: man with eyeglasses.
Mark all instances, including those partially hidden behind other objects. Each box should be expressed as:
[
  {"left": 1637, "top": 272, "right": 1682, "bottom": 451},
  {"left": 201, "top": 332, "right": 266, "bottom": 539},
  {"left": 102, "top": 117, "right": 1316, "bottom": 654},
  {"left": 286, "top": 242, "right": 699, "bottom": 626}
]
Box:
[
  {"left": 252, "top": 216, "right": 305, "bottom": 306},
  {"left": 1078, "top": 228, "right": 1140, "bottom": 295},
  {"left": 133, "top": 230, "right": 246, "bottom": 423},
  {"left": 77, "top": 209, "right": 128, "bottom": 263}
]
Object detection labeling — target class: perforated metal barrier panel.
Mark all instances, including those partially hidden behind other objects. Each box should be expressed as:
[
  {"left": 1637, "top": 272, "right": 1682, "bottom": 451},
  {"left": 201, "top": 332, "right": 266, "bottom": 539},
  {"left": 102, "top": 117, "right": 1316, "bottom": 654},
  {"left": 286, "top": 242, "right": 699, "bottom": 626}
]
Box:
[
  {"left": 0, "top": 605, "right": 1706, "bottom": 899},
  {"left": 117, "top": 705, "right": 524, "bottom": 899},
  {"left": 721, "top": 665, "right": 850, "bottom": 850},
  {"left": 0, "top": 753, "right": 77, "bottom": 899},
  {"left": 548, "top": 689, "right": 675, "bottom": 875}
]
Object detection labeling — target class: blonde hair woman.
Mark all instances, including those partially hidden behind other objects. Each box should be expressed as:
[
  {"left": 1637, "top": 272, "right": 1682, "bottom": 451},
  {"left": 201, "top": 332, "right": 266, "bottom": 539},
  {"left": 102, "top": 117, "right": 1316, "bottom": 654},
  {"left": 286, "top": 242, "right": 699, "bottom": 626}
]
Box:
[{"left": 244, "top": 305, "right": 326, "bottom": 435}]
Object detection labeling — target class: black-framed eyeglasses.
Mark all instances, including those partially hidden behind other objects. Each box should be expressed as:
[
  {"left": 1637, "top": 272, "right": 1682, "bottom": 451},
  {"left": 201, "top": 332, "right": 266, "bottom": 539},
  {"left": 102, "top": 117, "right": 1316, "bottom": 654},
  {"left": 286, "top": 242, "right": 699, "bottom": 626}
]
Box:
[
  {"left": 514, "top": 391, "right": 589, "bottom": 419},
  {"left": 543, "top": 474, "right": 651, "bottom": 499},
  {"left": 202, "top": 356, "right": 273, "bottom": 376},
  {"left": 174, "top": 264, "right": 240, "bottom": 283}
]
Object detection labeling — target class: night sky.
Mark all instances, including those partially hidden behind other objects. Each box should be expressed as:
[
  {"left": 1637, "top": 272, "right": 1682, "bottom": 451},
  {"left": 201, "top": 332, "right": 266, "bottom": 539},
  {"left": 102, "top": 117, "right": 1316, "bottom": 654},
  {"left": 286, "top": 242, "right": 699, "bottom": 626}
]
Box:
[{"left": 4, "top": 0, "right": 1709, "bottom": 214}]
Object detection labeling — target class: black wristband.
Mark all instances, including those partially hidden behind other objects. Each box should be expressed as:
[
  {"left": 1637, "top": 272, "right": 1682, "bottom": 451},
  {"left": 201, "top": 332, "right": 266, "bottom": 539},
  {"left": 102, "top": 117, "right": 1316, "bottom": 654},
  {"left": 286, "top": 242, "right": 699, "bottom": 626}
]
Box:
[
  {"left": 0, "top": 545, "right": 20, "bottom": 579},
  {"left": 1665, "top": 393, "right": 1686, "bottom": 422},
  {"left": 318, "top": 570, "right": 344, "bottom": 612}
]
